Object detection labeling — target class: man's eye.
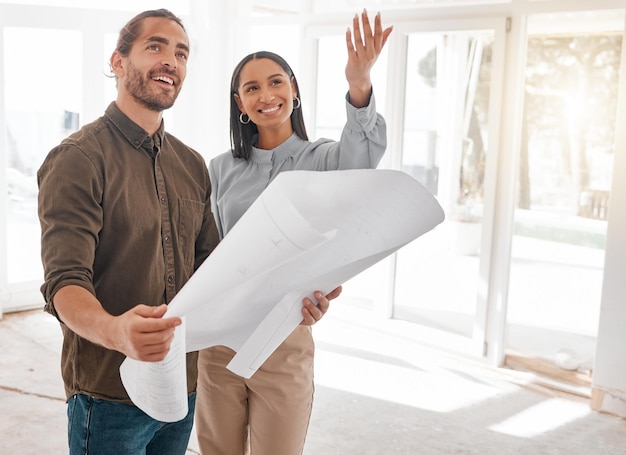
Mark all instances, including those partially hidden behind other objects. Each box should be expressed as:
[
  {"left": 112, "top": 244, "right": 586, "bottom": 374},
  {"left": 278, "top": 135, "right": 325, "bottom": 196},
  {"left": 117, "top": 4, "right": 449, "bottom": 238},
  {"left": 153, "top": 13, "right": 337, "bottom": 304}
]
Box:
[
  {"left": 177, "top": 52, "right": 188, "bottom": 60},
  {"left": 148, "top": 44, "right": 160, "bottom": 51}
]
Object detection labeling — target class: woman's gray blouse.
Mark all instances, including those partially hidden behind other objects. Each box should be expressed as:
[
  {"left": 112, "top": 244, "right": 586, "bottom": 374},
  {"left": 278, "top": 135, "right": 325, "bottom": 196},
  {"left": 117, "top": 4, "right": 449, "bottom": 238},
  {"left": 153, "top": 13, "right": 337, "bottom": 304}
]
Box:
[{"left": 209, "top": 92, "right": 387, "bottom": 239}]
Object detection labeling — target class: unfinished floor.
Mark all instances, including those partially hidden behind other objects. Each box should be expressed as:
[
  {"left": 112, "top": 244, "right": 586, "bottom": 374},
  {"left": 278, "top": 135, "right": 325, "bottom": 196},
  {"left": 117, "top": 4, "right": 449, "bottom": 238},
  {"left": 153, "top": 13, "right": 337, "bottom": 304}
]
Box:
[{"left": 1, "top": 305, "right": 624, "bottom": 455}]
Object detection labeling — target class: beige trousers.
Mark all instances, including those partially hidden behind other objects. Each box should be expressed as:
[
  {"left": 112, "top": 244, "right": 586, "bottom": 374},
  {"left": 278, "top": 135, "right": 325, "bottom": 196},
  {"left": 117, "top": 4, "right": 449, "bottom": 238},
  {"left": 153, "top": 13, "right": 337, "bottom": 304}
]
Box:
[{"left": 195, "top": 325, "right": 315, "bottom": 455}]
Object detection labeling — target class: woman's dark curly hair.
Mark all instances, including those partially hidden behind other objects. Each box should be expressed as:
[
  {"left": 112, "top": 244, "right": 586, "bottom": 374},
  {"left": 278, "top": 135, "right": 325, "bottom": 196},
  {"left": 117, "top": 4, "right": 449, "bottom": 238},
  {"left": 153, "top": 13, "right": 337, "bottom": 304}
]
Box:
[{"left": 230, "top": 51, "right": 308, "bottom": 160}]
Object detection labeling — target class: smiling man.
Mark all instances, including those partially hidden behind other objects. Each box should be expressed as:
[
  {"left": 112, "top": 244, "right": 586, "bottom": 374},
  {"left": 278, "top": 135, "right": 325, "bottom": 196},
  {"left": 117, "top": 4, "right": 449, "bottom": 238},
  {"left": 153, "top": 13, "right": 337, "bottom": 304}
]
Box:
[{"left": 37, "top": 9, "right": 220, "bottom": 454}]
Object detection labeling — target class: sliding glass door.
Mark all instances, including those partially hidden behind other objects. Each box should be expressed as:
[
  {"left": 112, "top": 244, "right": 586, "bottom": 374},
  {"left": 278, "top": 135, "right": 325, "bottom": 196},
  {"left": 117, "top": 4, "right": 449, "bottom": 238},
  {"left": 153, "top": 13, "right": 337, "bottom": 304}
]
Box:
[
  {"left": 392, "top": 19, "right": 507, "bottom": 356},
  {"left": 0, "top": 4, "right": 126, "bottom": 313},
  {"left": 505, "top": 9, "right": 623, "bottom": 386},
  {"left": 2, "top": 26, "right": 83, "bottom": 312}
]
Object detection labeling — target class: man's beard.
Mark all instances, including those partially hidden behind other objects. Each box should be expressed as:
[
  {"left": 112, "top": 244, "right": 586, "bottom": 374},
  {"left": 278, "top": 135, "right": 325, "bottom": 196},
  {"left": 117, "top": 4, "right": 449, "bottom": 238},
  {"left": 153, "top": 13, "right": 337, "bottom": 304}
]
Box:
[{"left": 124, "top": 62, "right": 180, "bottom": 111}]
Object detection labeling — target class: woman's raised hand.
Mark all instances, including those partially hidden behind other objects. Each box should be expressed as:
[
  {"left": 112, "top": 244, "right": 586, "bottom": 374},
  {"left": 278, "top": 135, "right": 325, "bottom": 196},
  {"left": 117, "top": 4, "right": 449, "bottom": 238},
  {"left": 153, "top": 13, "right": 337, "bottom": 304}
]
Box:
[{"left": 345, "top": 10, "right": 393, "bottom": 107}]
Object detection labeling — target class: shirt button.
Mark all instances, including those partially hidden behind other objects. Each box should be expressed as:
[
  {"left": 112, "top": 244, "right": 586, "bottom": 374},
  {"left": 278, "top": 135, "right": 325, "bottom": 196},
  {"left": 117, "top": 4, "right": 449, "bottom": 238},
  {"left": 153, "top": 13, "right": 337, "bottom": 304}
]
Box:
[
  {"left": 164, "top": 235, "right": 171, "bottom": 244},
  {"left": 167, "top": 275, "right": 174, "bottom": 284},
  {"left": 160, "top": 196, "right": 167, "bottom": 204}
]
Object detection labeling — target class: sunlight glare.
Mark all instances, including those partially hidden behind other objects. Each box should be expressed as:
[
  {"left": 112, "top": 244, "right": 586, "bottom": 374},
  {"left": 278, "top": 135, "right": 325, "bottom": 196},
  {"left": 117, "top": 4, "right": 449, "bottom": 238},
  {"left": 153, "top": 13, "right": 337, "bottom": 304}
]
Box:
[
  {"left": 314, "top": 349, "right": 516, "bottom": 413},
  {"left": 489, "top": 398, "right": 591, "bottom": 438}
]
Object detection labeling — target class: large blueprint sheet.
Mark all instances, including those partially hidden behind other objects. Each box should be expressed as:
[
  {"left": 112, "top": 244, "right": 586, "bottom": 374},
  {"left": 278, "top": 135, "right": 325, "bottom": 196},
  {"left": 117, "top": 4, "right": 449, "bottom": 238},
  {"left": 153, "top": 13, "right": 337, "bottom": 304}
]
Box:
[{"left": 120, "top": 169, "right": 445, "bottom": 421}]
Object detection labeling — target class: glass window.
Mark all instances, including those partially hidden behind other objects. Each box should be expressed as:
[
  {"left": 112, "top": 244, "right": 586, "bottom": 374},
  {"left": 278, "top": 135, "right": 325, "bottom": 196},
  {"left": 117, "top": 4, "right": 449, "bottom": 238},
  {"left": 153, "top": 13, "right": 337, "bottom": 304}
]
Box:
[
  {"left": 247, "top": 25, "right": 301, "bottom": 71},
  {"left": 394, "top": 29, "right": 495, "bottom": 339},
  {"left": 506, "top": 10, "right": 623, "bottom": 376},
  {"left": 315, "top": 34, "right": 388, "bottom": 140},
  {"left": 314, "top": 33, "right": 388, "bottom": 310},
  {"left": 4, "top": 27, "right": 82, "bottom": 284}
]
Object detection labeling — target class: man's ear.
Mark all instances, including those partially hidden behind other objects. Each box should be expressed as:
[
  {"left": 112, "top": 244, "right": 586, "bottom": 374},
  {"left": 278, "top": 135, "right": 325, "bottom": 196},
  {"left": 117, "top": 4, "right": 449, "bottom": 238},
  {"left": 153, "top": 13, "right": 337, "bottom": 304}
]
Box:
[{"left": 110, "top": 50, "right": 124, "bottom": 78}]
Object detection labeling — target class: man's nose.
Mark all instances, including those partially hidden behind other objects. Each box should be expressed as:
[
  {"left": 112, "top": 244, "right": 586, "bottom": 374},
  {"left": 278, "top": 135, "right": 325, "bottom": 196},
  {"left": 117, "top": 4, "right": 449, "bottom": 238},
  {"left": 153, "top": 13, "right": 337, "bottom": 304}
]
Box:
[{"left": 162, "top": 55, "right": 178, "bottom": 69}]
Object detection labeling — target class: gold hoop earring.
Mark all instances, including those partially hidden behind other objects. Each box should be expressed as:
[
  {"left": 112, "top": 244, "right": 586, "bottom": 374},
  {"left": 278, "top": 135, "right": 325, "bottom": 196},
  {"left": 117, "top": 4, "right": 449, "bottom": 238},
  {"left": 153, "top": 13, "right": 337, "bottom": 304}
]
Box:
[
  {"left": 239, "top": 113, "right": 250, "bottom": 124},
  {"left": 293, "top": 97, "right": 301, "bottom": 109}
]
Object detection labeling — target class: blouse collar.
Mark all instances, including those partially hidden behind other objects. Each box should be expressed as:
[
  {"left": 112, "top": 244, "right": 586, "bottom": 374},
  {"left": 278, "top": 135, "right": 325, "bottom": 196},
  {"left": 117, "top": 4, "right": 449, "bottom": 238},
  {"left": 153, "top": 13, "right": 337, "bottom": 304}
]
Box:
[{"left": 249, "top": 133, "right": 305, "bottom": 164}]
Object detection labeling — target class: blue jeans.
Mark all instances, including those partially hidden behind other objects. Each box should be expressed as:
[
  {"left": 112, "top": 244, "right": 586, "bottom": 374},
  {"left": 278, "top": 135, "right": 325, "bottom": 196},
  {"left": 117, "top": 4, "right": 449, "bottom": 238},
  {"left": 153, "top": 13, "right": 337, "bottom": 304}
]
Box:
[{"left": 67, "top": 393, "right": 196, "bottom": 455}]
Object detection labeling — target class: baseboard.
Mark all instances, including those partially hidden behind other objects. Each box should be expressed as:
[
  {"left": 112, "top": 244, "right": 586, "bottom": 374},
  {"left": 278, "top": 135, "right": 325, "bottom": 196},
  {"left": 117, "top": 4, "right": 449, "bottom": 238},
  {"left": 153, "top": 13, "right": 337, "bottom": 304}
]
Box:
[{"left": 590, "top": 387, "right": 626, "bottom": 418}]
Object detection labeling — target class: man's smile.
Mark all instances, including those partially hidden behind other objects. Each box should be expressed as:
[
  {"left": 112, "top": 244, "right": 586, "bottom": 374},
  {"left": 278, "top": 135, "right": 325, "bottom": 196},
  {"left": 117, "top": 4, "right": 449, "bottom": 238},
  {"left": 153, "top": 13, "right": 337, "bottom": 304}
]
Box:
[{"left": 152, "top": 75, "right": 175, "bottom": 85}]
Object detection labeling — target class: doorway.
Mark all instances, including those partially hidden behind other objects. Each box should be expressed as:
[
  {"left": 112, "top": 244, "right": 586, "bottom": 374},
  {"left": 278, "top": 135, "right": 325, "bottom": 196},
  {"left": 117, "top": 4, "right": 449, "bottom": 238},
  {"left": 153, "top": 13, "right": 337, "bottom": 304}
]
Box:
[
  {"left": 2, "top": 26, "right": 83, "bottom": 312},
  {"left": 505, "top": 9, "right": 624, "bottom": 390},
  {"left": 392, "top": 19, "right": 507, "bottom": 357}
]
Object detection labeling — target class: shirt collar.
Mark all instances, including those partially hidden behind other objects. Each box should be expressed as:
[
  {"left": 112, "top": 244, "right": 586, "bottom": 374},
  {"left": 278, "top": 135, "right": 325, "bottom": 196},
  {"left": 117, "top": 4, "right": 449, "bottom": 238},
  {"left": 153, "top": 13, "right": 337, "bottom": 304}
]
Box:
[
  {"left": 104, "top": 102, "right": 165, "bottom": 154},
  {"left": 249, "top": 133, "right": 304, "bottom": 164}
]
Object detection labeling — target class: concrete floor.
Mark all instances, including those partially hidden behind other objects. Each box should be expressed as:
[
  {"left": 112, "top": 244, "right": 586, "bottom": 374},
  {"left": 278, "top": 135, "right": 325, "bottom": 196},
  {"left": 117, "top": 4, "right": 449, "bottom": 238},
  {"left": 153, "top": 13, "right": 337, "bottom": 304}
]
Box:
[{"left": 1, "top": 305, "right": 625, "bottom": 455}]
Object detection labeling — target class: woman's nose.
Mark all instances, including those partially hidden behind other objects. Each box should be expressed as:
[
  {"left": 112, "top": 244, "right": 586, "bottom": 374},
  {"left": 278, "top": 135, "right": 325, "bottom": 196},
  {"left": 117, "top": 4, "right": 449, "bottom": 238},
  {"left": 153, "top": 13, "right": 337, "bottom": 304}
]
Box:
[{"left": 259, "top": 90, "right": 274, "bottom": 103}]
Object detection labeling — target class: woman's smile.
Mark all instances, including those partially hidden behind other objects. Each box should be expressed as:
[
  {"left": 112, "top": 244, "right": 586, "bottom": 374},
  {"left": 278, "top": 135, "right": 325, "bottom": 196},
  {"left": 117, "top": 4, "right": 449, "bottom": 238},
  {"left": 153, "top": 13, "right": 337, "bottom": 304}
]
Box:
[{"left": 258, "top": 104, "right": 281, "bottom": 114}]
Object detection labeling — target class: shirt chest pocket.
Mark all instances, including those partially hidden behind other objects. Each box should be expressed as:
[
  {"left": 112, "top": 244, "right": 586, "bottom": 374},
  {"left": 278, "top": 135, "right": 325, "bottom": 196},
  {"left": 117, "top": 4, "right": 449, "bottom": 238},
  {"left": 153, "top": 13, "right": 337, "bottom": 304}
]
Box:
[{"left": 179, "top": 198, "right": 205, "bottom": 269}]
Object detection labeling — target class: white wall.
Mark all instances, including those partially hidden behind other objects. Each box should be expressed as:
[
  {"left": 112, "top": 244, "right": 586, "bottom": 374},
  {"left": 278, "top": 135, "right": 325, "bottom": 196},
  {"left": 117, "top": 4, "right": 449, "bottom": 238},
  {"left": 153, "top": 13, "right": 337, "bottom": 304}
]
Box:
[{"left": 590, "top": 11, "right": 626, "bottom": 418}]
